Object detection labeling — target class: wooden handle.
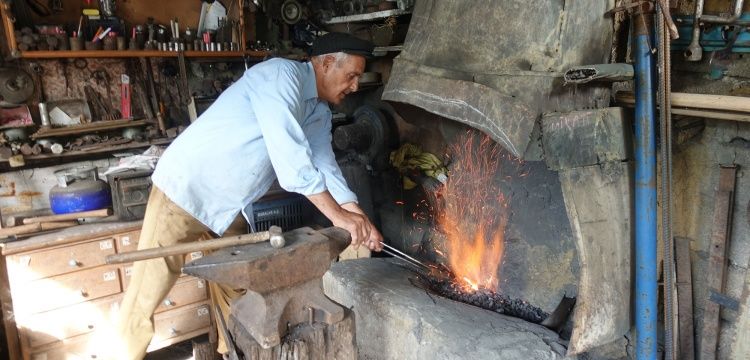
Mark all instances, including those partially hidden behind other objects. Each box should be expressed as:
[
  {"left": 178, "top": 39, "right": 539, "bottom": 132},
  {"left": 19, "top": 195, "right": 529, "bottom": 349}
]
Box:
[
  {"left": 0, "top": 221, "right": 79, "bottom": 238},
  {"left": 22, "top": 208, "right": 112, "bottom": 224},
  {"left": 105, "top": 227, "right": 283, "bottom": 265},
  {"left": 616, "top": 91, "right": 750, "bottom": 113}
]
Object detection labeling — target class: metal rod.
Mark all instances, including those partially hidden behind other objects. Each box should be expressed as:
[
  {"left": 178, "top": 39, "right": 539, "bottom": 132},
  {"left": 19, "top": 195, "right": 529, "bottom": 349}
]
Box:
[
  {"left": 686, "top": 0, "right": 704, "bottom": 61},
  {"left": 701, "top": 0, "right": 744, "bottom": 24},
  {"left": 634, "top": 6, "right": 658, "bottom": 360},
  {"left": 657, "top": 3, "right": 676, "bottom": 359}
]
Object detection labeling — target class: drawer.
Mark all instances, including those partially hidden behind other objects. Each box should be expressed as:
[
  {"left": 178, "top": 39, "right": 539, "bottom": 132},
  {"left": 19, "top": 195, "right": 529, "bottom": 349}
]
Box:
[
  {"left": 13, "top": 266, "right": 122, "bottom": 315},
  {"left": 20, "top": 295, "right": 122, "bottom": 348},
  {"left": 7, "top": 238, "right": 116, "bottom": 284},
  {"left": 153, "top": 301, "right": 211, "bottom": 345},
  {"left": 114, "top": 230, "right": 141, "bottom": 253},
  {"left": 29, "top": 333, "right": 104, "bottom": 360},
  {"left": 156, "top": 277, "right": 208, "bottom": 313}
]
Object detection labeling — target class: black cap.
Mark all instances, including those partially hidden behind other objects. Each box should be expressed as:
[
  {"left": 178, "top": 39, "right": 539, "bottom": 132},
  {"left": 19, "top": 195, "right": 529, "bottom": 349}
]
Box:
[{"left": 310, "top": 32, "right": 374, "bottom": 58}]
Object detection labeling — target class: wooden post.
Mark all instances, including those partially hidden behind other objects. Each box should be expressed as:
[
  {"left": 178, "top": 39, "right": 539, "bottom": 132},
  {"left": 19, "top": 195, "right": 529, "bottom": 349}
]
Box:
[
  {"left": 675, "top": 236, "right": 695, "bottom": 360},
  {"left": 699, "top": 165, "right": 738, "bottom": 360}
]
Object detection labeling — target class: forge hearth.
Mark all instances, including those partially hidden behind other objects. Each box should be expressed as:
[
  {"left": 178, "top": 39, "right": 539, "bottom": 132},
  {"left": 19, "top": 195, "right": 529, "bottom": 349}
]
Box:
[
  {"left": 421, "top": 267, "right": 549, "bottom": 324},
  {"left": 323, "top": 258, "right": 567, "bottom": 360}
]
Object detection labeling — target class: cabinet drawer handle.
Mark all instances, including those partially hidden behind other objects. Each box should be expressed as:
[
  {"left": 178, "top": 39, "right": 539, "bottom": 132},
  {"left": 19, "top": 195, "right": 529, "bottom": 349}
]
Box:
[
  {"left": 169, "top": 327, "right": 178, "bottom": 336},
  {"left": 69, "top": 259, "right": 81, "bottom": 267},
  {"left": 163, "top": 299, "right": 175, "bottom": 307},
  {"left": 80, "top": 289, "right": 89, "bottom": 297},
  {"left": 88, "top": 324, "right": 95, "bottom": 330}
]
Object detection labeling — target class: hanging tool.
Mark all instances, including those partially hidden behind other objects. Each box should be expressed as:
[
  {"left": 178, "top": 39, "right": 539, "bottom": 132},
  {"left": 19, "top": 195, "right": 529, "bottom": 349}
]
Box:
[
  {"left": 29, "top": 62, "right": 50, "bottom": 127},
  {"left": 141, "top": 58, "right": 167, "bottom": 135},
  {"left": 92, "top": 69, "right": 121, "bottom": 119}
]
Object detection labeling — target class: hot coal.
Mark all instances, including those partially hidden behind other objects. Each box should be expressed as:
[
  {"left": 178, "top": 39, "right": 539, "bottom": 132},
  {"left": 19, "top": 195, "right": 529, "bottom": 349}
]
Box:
[{"left": 419, "top": 267, "right": 548, "bottom": 324}]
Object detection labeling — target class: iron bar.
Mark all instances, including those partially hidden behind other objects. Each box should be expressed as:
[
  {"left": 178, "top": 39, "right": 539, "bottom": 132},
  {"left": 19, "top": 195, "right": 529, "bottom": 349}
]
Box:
[{"left": 657, "top": 2, "right": 676, "bottom": 359}]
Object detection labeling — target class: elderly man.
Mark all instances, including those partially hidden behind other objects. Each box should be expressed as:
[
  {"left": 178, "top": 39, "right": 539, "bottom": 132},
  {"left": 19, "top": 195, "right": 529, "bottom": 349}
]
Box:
[{"left": 115, "top": 32, "right": 383, "bottom": 359}]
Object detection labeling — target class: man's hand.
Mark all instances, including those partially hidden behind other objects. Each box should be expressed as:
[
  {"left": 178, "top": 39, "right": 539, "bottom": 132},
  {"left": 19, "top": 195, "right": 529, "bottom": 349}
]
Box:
[
  {"left": 306, "top": 192, "right": 383, "bottom": 251},
  {"left": 341, "top": 202, "right": 383, "bottom": 251}
]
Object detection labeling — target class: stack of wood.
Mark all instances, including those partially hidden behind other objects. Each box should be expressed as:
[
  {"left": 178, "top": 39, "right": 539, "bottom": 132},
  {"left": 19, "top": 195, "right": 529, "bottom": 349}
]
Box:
[
  {"left": 0, "top": 208, "right": 112, "bottom": 240},
  {"left": 14, "top": 27, "right": 69, "bottom": 51}
]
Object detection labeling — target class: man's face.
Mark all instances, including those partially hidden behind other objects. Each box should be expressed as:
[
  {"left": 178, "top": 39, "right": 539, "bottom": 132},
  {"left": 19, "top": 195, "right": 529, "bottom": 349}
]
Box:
[{"left": 318, "top": 54, "right": 365, "bottom": 105}]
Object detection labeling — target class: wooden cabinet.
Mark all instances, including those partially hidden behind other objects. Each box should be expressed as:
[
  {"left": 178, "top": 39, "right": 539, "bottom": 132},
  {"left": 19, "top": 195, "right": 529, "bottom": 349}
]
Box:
[{"left": 0, "top": 224, "right": 211, "bottom": 360}]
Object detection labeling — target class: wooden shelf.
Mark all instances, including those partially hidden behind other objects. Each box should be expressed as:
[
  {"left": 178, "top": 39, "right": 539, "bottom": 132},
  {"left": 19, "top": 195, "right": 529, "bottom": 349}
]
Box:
[
  {"left": 16, "top": 50, "right": 271, "bottom": 59},
  {"left": 31, "top": 119, "right": 152, "bottom": 140},
  {"left": 0, "top": 138, "right": 172, "bottom": 164}
]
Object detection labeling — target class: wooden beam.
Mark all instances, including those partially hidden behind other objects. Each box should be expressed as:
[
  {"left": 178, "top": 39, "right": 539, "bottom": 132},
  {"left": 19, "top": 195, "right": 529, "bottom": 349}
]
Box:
[
  {"left": 675, "top": 236, "right": 695, "bottom": 360},
  {"left": 700, "top": 165, "right": 738, "bottom": 360},
  {"left": 0, "top": 221, "right": 79, "bottom": 238},
  {"left": 616, "top": 91, "right": 750, "bottom": 113}
]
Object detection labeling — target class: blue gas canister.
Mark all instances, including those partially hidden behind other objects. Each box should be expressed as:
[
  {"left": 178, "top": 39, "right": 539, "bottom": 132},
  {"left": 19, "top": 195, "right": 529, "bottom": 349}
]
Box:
[{"left": 49, "top": 166, "right": 112, "bottom": 214}]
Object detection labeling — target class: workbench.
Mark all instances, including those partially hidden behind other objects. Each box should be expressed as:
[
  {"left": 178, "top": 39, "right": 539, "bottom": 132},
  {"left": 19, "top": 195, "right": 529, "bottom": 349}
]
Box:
[{"left": 0, "top": 221, "right": 212, "bottom": 360}]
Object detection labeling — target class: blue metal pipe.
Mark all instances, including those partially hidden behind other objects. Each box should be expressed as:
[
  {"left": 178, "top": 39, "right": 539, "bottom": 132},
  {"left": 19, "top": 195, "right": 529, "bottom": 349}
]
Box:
[{"left": 634, "top": 12, "right": 658, "bottom": 360}]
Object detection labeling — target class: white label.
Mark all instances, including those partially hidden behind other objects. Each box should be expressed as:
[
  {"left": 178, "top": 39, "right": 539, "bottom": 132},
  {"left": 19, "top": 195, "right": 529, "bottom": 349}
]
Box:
[
  {"left": 19, "top": 255, "right": 31, "bottom": 267},
  {"left": 99, "top": 241, "right": 113, "bottom": 250},
  {"left": 125, "top": 267, "right": 133, "bottom": 277},
  {"left": 190, "top": 251, "right": 203, "bottom": 260},
  {"left": 197, "top": 280, "right": 205, "bottom": 289},
  {"left": 103, "top": 271, "right": 116, "bottom": 281},
  {"left": 197, "top": 306, "right": 209, "bottom": 317},
  {"left": 121, "top": 236, "right": 131, "bottom": 246}
]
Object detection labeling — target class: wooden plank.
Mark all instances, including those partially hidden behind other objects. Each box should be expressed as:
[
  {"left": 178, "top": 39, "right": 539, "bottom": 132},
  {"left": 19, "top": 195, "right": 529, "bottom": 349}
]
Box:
[
  {"left": 0, "top": 255, "right": 22, "bottom": 360},
  {"left": 22, "top": 209, "right": 112, "bottom": 224},
  {"left": 675, "top": 237, "right": 695, "bottom": 360},
  {"left": 700, "top": 165, "right": 738, "bottom": 360},
  {"left": 1, "top": 221, "right": 142, "bottom": 255},
  {"left": 0, "top": 1, "right": 16, "bottom": 55},
  {"left": 30, "top": 119, "right": 150, "bottom": 139},
  {"left": 0, "top": 221, "right": 79, "bottom": 238}
]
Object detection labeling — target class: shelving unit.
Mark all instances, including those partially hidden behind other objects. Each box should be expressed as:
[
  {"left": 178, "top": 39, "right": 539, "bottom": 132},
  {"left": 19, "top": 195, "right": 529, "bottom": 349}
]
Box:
[{"left": 15, "top": 50, "right": 271, "bottom": 59}]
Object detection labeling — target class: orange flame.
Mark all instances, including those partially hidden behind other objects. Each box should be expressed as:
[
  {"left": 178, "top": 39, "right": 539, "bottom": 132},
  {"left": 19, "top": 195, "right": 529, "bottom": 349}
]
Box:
[{"left": 431, "top": 131, "right": 510, "bottom": 292}]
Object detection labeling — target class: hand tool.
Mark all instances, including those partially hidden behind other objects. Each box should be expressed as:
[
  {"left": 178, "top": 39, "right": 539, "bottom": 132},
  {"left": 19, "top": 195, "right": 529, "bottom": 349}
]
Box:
[
  {"left": 141, "top": 58, "right": 167, "bottom": 135},
  {"left": 105, "top": 225, "right": 284, "bottom": 264}
]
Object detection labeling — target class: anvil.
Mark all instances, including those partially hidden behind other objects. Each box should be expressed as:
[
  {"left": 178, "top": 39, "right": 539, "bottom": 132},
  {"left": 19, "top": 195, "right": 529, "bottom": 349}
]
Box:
[{"left": 182, "top": 227, "right": 351, "bottom": 349}]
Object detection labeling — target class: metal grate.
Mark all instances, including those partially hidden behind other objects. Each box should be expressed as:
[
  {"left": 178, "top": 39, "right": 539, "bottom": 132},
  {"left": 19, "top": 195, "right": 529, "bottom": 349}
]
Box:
[{"left": 252, "top": 194, "right": 310, "bottom": 232}]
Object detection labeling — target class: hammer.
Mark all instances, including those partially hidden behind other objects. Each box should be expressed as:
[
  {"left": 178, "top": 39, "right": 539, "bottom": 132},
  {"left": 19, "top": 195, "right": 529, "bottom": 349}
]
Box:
[{"left": 105, "top": 225, "right": 284, "bottom": 265}]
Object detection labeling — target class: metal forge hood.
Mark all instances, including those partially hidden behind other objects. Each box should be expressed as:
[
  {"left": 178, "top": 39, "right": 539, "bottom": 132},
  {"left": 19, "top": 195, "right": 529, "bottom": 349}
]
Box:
[{"left": 383, "top": 0, "right": 616, "bottom": 158}]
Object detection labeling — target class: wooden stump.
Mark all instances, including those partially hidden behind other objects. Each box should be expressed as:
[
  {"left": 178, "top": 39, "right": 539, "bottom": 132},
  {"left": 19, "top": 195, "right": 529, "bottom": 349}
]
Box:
[
  {"left": 230, "top": 310, "right": 356, "bottom": 360},
  {"left": 192, "top": 336, "right": 222, "bottom": 360}
]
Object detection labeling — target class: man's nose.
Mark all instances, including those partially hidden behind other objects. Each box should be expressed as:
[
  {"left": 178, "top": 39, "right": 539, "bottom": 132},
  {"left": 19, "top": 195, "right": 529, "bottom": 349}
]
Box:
[{"left": 349, "top": 80, "right": 359, "bottom": 93}]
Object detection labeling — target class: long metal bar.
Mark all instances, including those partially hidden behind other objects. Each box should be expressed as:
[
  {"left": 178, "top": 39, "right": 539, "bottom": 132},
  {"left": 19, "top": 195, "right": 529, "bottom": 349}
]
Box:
[
  {"left": 380, "top": 242, "right": 430, "bottom": 270},
  {"left": 657, "top": 3, "right": 676, "bottom": 359},
  {"left": 634, "top": 6, "right": 658, "bottom": 360}
]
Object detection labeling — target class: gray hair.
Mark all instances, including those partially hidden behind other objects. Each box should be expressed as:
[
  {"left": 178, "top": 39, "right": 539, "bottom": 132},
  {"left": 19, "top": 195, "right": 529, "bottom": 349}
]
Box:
[{"left": 311, "top": 52, "right": 351, "bottom": 66}]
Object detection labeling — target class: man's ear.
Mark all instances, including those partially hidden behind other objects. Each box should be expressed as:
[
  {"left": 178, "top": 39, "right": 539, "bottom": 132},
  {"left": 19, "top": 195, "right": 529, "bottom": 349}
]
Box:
[{"left": 322, "top": 54, "right": 336, "bottom": 70}]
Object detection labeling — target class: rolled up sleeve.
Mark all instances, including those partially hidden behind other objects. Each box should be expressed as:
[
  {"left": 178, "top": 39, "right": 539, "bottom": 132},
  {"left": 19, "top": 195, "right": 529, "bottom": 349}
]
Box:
[
  {"left": 244, "top": 64, "right": 327, "bottom": 196},
  {"left": 307, "top": 110, "right": 358, "bottom": 205}
]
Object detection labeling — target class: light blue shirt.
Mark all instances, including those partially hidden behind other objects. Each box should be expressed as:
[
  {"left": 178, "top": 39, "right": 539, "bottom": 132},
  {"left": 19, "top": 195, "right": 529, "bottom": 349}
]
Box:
[{"left": 152, "top": 58, "right": 357, "bottom": 235}]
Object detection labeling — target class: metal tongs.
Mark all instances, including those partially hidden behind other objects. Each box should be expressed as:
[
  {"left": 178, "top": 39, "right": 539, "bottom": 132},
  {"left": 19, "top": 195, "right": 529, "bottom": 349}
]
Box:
[{"left": 379, "top": 241, "right": 430, "bottom": 271}]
